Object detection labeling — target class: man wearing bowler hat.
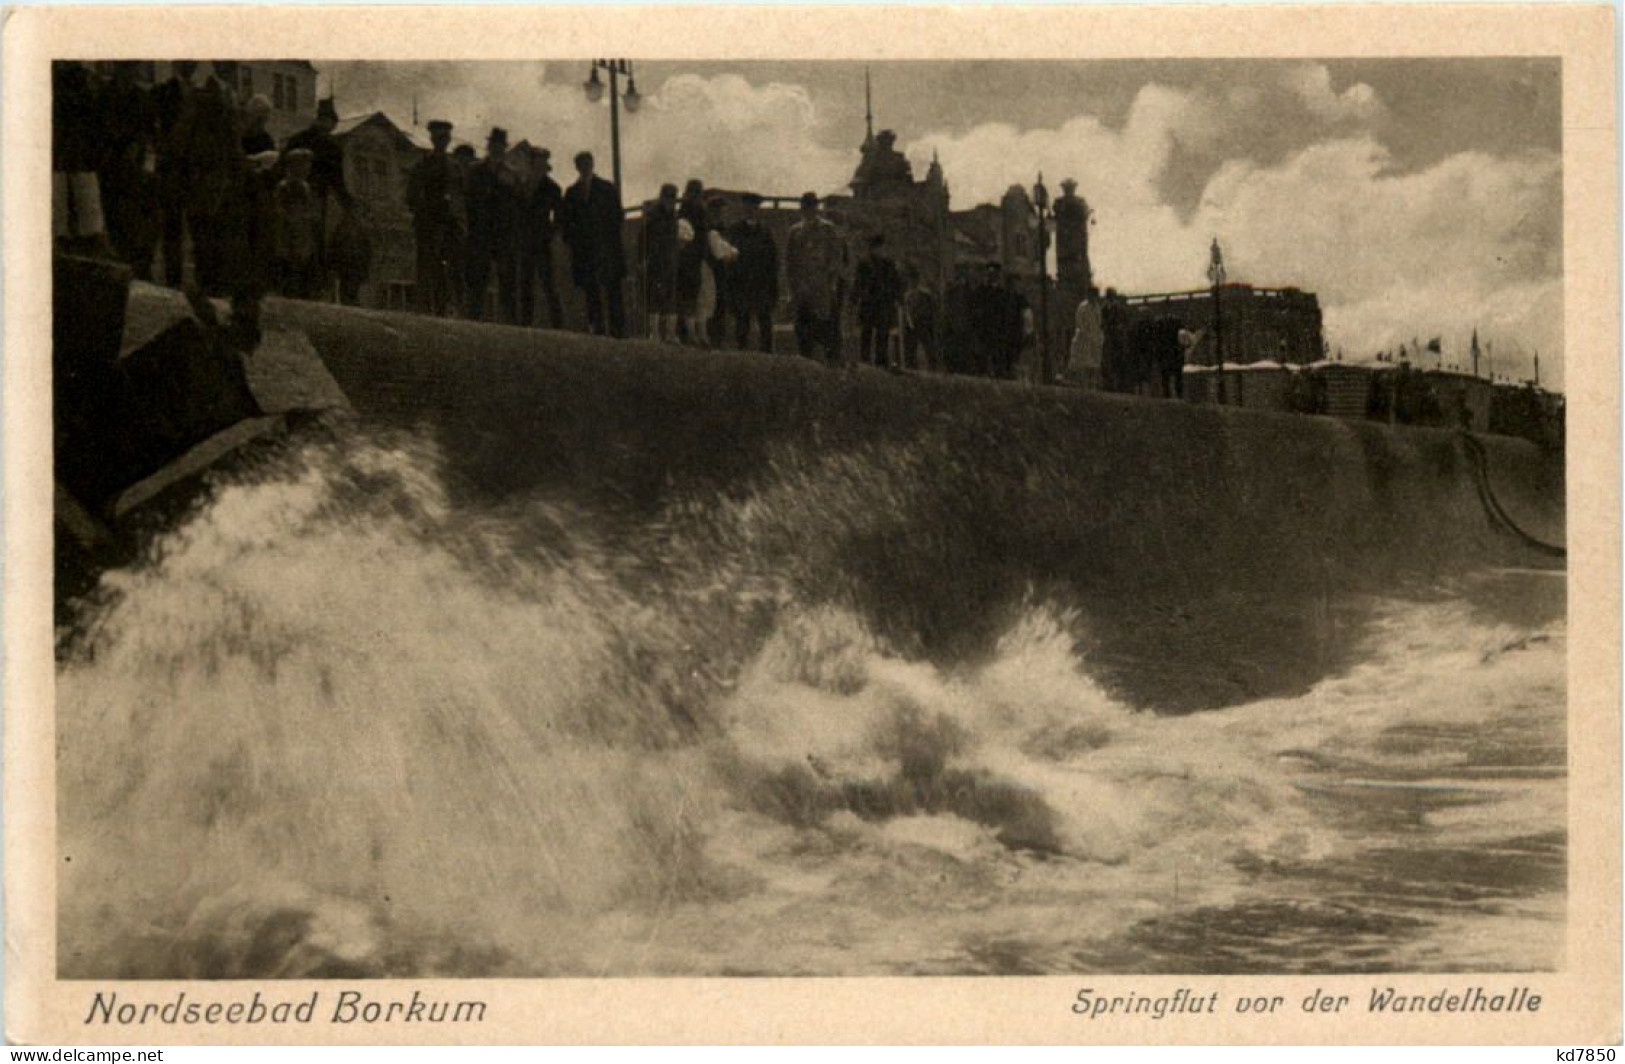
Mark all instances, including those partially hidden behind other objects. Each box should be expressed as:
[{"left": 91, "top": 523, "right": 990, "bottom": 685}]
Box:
[
  {"left": 407, "top": 119, "right": 460, "bottom": 316},
  {"left": 464, "top": 126, "right": 523, "bottom": 323}
]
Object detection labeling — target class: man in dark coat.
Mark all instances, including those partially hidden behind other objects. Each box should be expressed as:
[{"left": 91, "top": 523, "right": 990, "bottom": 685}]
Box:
[
  {"left": 851, "top": 234, "right": 903, "bottom": 368},
  {"left": 725, "top": 192, "right": 779, "bottom": 353},
  {"left": 519, "top": 147, "right": 565, "bottom": 329},
  {"left": 406, "top": 119, "right": 459, "bottom": 315},
  {"left": 97, "top": 62, "right": 160, "bottom": 278},
  {"left": 152, "top": 61, "right": 196, "bottom": 287},
  {"left": 175, "top": 63, "right": 250, "bottom": 299},
  {"left": 463, "top": 127, "right": 523, "bottom": 323},
  {"left": 560, "top": 150, "right": 626, "bottom": 338}
]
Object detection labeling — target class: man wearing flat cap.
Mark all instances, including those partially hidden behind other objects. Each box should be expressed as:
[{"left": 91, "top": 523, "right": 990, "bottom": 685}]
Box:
[
  {"left": 407, "top": 119, "right": 460, "bottom": 315},
  {"left": 560, "top": 150, "right": 627, "bottom": 338},
  {"left": 464, "top": 127, "right": 523, "bottom": 323}
]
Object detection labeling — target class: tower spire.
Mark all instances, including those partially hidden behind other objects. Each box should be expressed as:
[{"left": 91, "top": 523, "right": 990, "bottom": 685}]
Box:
[{"left": 863, "top": 67, "right": 875, "bottom": 149}]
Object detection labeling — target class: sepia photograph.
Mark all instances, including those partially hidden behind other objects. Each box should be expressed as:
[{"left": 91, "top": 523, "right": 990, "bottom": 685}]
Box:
[{"left": 6, "top": 3, "right": 1618, "bottom": 1046}]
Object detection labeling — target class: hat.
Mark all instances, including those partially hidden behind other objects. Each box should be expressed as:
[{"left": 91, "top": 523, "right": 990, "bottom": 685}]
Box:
[
  {"left": 799, "top": 191, "right": 819, "bottom": 210},
  {"left": 427, "top": 119, "right": 453, "bottom": 135},
  {"left": 741, "top": 192, "right": 764, "bottom": 207},
  {"left": 245, "top": 94, "right": 272, "bottom": 119},
  {"left": 284, "top": 147, "right": 315, "bottom": 163},
  {"left": 316, "top": 97, "right": 338, "bottom": 121},
  {"left": 487, "top": 127, "right": 508, "bottom": 146}
]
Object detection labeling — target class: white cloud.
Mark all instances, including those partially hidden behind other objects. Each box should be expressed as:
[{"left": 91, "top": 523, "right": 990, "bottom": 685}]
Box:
[
  {"left": 908, "top": 84, "right": 1561, "bottom": 386},
  {"left": 1279, "top": 63, "right": 1386, "bottom": 125}
]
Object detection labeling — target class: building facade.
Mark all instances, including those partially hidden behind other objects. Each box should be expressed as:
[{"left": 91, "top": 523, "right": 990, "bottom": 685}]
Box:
[
  {"left": 331, "top": 112, "right": 421, "bottom": 309},
  {"left": 91, "top": 60, "right": 318, "bottom": 145},
  {"left": 1116, "top": 284, "right": 1326, "bottom": 367}
]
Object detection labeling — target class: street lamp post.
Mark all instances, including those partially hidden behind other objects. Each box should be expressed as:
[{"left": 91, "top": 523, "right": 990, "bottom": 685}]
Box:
[
  {"left": 1208, "top": 237, "right": 1227, "bottom": 405},
  {"left": 1032, "top": 173, "right": 1052, "bottom": 385},
  {"left": 582, "top": 59, "right": 640, "bottom": 192}
]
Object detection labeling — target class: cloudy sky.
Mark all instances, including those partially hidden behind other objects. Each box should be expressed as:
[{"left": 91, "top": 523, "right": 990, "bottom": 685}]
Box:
[{"left": 324, "top": 59, "right": 1563, "bottom": 386}]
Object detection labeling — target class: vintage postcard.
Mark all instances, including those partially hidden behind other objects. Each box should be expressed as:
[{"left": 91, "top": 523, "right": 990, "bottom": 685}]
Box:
[{"left": 4, "top": 3, "right": 1618, "bottom": 1046}]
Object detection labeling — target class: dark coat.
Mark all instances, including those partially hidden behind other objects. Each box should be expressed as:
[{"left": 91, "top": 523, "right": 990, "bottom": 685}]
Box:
[
  {"left": 725, "top": 219, "right": 779, "bottom": 312},
  {"left": 465, "top": 160, "right": 523, "bottom": 256},
  {"left": 407, "top": 151, "right": 458, "bottom": 229},
  {"left": 561, "top": 175, "right": 626, "bottom": 286},
  {"left": 853, "top": 253, "right": 903, "bottom": 326},
  {"left": 525, "top": 175, "right": 563, "bottom": 255},
  {"left": 640, "top": 198, "right": 680, "bottom": 309}
]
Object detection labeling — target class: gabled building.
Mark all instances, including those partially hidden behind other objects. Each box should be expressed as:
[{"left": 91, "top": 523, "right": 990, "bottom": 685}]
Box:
[{"left": 331, "top": 111, "right": 423, "bottom": 309}]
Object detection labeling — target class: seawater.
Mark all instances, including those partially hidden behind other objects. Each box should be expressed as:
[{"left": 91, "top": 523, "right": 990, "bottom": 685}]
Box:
[{"left": 57, "top": 428, "right": 1565, "bottom": 978}]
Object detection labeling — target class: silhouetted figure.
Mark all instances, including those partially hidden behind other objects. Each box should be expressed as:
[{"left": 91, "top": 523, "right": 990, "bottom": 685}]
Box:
[
  {"left": 177, "top": 63, "right": 250, "bottom": 299},
  {"left": 703, "top": 196, "right": 736, "bottom": 346},
  {"left": 463, "top": 127, "right": 523, "bottom": 323},
  {"left": 152, "top": 61, "right": 196, "bottom": 287},
  {"left": 852, "top": 234, "right": 903, "bottom": 368},
  {"left": 97, "top": 62, "right": 160, "bottom": 278},
  {"left": 407, "top": 119, "right": 460, "bottom": 316},
  {"left": 786, "top": 192, "right": 845, "bottom": 365},
  {"left": 560, "top": 151, "right": 627, "bottom": 338},
  {"left": 902, "top": 268, "right": 937, "bottom": 371},
  {"left": 520, "top": 148, "right": 565, "bottom": 329},
  {"left": 641, "top": 183, "right": 680, "bottom": 342},
  {"left": 940, "top": 274, "right": 975, "bottom": 375},
  {"left": 283, "top": 96, "right": 352, "bottom": 298},
  {"left": 446, "top": 144, "right": 476, "bottom": 315},
  {"left": 273, "top": 148, "right": 322, "bottom": 297},
  {"left": 726, "top": 192, "right": 779, "bottom": 353},
  {"left": 675, "top": 179, "right": 708, "bottom": 344}
]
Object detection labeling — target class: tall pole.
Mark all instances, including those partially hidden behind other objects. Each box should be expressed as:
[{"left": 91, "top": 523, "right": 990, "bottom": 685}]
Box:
[
  {"left": 608, "top": 64, "right": 622, "bottom": 192},
  {"left": 1037, "top": 227, "right": 1050, "bottom": 384},
  {"left": 1208, "top": 238, "right": 1226, "bottom": 405},
  {"left": 1033, "top": 175, "right": 1051, "bottom": 385}
]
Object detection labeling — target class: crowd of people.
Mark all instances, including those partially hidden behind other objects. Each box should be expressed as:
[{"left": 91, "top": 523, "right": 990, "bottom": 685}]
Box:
[
  {"left": 53, "top": 61, "right": 375, "bottom": 327},
  {"left": 411, "top": 127, "right": 955, "bottom": 371},
  {"left": 53, "top": 61, "right": 1044, "bottom": 377}
]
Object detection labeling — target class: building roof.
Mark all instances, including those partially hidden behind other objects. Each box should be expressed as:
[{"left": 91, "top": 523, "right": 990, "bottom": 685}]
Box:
[{"left": 332, "top": 111, "right": 420, "bottom": 151}]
